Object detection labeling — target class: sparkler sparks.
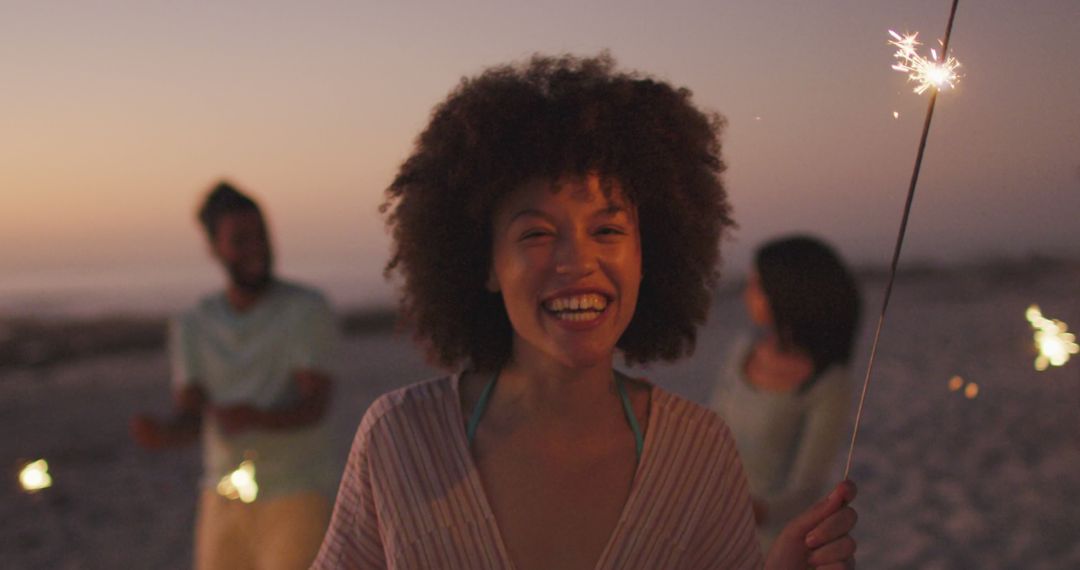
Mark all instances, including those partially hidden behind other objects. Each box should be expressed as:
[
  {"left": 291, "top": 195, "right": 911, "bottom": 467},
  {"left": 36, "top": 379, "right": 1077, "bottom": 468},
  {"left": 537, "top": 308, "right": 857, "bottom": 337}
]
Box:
[
  {"left": 19, "top": 459, "right": 53, "bottom": 492},
  {"left": 216, "top": 460, "right": 259, "bottom": 503},
  {"left": 1026, "top": 304, "right": 1078, "bottom": 371},
  {"left": 889, "top": 30, "right": 961, "bottom": 94}
]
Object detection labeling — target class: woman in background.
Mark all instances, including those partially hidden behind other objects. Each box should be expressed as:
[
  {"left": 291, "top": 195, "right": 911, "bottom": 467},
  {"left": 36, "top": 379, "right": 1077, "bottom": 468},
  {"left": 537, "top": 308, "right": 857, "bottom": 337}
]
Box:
[{"left": 711, "top": 235, "right": 861, "bottom": 551}]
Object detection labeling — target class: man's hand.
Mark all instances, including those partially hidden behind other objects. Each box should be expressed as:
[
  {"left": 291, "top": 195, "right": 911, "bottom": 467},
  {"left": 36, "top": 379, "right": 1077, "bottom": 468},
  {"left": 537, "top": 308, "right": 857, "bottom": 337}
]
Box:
[
  {"left": 766, "top": 480, "right": 858, "bottom": 569},
  {"left": 130, "top": 412, "right": 201, "bottom": 449},
  {"left": 130, "top": 415, "right": 171, "bottom": 449},
  {"left": 130, "top": 385, "right": 206, "bottom": 449},
  {"left": 209, "top": 404, "right": 264, "bottom": 435},
  {"left": 203, "top": 372, "right": 331, "bottom": 435}
]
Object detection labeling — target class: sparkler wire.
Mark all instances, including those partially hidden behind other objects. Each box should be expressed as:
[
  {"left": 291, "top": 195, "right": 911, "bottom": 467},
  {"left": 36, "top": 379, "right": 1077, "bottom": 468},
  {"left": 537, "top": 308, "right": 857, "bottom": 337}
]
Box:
[{"left": 843, "top": 0, "right": 961, "bottom": 479}]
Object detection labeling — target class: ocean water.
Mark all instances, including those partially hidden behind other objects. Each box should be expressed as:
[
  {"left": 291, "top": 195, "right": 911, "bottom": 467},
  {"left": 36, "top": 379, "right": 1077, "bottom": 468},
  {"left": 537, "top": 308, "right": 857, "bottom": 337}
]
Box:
[{"left": 0, "top": 262, "right": 396, "bottom": 319}]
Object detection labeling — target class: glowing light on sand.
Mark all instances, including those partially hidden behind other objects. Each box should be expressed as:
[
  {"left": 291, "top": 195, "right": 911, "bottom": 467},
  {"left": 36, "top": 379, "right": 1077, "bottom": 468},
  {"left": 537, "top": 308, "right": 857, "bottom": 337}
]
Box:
[
  {"left": 963, "top": 382, "right": 979, "bottom": 399},
  {"left": 1026, "top": 305, "right": 1078, "bottom": 371},
  {"left": 19, "top": 459, "right": 53, "bottom": 492},
  {"left": 889, "top": 30, "right": 961, "bottom": 94},
  {"left": 216, "top": 460, "right": 258, "bottom": 503},
  {"left": 948, "top": 375, "right": 964, "bottom": 391},
  {"left": 893, "top": 111, "right": 900, "bottom": 119}
]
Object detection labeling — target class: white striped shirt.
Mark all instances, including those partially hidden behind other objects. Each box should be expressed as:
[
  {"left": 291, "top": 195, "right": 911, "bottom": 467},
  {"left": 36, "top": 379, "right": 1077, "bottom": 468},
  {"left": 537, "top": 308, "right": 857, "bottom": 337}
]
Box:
[{"left": 312, "top": 374, "right": 763, "bottom": 569}]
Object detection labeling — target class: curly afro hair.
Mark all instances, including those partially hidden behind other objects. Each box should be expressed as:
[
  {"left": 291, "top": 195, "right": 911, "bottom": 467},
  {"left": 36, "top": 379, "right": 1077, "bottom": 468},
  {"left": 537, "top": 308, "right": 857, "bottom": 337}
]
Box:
[{"left": 383, "top": 53, "right": 734, "bottom": 371}]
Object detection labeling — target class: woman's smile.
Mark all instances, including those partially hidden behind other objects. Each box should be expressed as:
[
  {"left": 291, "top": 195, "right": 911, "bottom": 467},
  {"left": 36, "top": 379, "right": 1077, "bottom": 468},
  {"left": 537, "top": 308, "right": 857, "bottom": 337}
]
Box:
[{"left": 541, "top": 289, "right": 612, "bottom": 328}]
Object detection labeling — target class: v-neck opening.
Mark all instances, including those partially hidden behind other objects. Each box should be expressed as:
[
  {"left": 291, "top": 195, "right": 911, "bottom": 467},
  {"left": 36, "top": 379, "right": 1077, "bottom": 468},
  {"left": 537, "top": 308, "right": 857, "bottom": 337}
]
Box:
[{"left": 449, "top": 372, "right": 659, "bottom": 570}]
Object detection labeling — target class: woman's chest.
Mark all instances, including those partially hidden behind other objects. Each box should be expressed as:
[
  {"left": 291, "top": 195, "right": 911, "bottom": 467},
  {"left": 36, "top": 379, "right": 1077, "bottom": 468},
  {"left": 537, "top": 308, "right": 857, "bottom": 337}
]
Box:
[{"left": 476, "top": 433, "right": 638, "bottom": 570}]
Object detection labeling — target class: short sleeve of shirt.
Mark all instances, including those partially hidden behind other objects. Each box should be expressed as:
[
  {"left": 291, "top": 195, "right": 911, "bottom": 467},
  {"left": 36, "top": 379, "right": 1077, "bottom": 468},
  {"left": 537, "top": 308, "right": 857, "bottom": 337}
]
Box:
[
  {"left": 286, "top": 295, "right": 337, "bottom": 372},
  {"left": 168, "top": 315, "right": 200, "bottom": 390}
]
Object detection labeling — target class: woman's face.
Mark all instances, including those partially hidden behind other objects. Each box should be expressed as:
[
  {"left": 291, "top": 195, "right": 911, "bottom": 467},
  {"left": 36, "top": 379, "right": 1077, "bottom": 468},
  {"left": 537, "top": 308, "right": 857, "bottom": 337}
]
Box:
[
  {"left": 488, "top": 174, "right": 642, "bottom": 370},
  {"left": 743, "top": 269, "right": 773, "bottom": 327}
]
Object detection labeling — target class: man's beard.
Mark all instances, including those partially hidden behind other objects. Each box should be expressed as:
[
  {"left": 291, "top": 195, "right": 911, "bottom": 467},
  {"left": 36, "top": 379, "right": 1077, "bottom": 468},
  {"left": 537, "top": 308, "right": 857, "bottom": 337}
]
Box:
[{"left": 227, "top": 260, "right": 273, "bottom": 293}]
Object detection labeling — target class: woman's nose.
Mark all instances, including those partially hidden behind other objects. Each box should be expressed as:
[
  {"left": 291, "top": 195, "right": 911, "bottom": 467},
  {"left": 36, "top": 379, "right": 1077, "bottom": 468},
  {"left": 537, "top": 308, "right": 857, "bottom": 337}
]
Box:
[{"left": 554, "top": 233, "right": 598, "bottom": 276}]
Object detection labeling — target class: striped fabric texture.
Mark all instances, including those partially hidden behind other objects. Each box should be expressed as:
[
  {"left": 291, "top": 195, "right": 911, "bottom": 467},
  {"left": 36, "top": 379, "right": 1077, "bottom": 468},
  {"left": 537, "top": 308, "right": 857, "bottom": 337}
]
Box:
[{"left": 312, "top": 375, "right": 764, "bottom": 569}]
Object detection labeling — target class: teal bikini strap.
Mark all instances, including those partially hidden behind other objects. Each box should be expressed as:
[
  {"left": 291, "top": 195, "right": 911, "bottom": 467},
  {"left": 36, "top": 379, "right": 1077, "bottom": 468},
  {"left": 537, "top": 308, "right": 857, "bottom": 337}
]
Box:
[
  {"left": 466, "top": 372, "right": 645, "bottom": 461},
  {"left": 466, "top": 373, "right": 498, "bottom": 444},
  {"left": 615, "top": 376, "right": 645, "bottom": 459}
]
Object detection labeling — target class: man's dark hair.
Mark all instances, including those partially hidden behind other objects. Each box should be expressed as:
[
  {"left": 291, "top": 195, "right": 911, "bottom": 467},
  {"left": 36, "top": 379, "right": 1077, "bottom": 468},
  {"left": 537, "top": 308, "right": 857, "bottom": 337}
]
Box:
[
  {"left": 755, "top": 235, "right": 861, "bottom": 374},
  {"left": 198, "top": 181, "right": 260, "bottom": 239},
  {"left": 383, "top": 53, "right": 734, "bottom": 370}
]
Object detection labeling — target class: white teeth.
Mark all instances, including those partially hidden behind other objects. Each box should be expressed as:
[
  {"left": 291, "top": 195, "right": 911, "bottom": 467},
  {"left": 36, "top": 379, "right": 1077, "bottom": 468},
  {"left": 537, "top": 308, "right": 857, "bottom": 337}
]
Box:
[
  {"left": 543, "top": 293, "right": 608, "bottom": 314},
  {"left": 556, "top": 310, "right": 601, "bottom": 322}
]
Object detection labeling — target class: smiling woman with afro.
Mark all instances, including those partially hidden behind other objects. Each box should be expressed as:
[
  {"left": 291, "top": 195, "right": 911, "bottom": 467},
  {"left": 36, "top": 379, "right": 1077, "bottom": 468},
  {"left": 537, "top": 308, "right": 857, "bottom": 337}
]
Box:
[{"left": 313, "top": 53, "right": 859, "bottom": 570}]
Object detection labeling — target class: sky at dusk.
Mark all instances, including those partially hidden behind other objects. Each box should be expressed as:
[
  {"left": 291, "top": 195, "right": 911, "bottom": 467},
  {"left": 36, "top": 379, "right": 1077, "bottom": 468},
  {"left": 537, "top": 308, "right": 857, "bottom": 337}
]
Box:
[{"left": 2, "top": 0, "right": 1078, "bottom": 313}]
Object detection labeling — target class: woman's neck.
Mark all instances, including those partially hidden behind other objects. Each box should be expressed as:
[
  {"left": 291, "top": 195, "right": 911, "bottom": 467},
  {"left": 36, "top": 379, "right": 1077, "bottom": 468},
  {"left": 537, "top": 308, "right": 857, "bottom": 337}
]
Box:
[
  {"left": 745, "top": 333, "right": 814, "bottom": 392},
  {"left": 494, "top": 346, "right": 619, "bottom": 422}
]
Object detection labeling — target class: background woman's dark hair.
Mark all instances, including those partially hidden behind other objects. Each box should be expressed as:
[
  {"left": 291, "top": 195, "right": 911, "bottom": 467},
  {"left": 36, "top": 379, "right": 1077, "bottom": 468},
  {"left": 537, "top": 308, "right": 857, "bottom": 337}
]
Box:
[
  {"left": 198, "top": 180, "right": 260, "bottom": 239},
  {"left": 383, "top": 53, "right": 733, "bottom": 370},
  {"left": 755, "top": 235, "right": 861, "bottom": 373}
]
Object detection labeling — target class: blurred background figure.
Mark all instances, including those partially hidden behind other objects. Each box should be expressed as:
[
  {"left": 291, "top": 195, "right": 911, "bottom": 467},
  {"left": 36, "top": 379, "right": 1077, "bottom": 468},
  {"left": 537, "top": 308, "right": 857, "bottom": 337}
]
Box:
[
  {"left": 710, "top": 235, "right": 861, "bottom": 551},
  {"left": 129, "top": 181, "right": 338, "bottom": 570}
]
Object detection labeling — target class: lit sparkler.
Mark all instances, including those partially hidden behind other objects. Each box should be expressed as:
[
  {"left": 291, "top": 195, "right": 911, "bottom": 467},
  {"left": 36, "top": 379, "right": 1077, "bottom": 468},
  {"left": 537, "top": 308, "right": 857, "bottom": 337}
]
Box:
[
  {"left": 889, "top": 30, "right": 961, "bottom": 94},
  {"left": 19, "top": 459, "right": 53, "bottom": 492},
  {"left": 844, "top": 0, "right": 963, "bottom": 480},
  {"left": 1026, "top": 304, "right": 1078, "bottom": 371},
  {"left": 216, "top": 460, "right": 259, "bottom": 503}
]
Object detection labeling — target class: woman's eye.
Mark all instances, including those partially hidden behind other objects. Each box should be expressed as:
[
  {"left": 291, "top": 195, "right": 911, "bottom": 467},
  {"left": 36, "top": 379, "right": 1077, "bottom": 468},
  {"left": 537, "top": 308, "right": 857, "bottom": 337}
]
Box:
[
  {"left": 596, "top": 226, "right": 626, "bottom": 236},
  {"left": 519, "top": 229, "right": 553, "bottom": 241}
]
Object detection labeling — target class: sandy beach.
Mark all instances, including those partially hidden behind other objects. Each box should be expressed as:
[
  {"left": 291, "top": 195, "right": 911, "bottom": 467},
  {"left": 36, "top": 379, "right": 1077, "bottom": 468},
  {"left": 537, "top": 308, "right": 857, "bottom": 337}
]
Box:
[{"left": 3, "top": 260, "right": 1079, "bottom": 569}]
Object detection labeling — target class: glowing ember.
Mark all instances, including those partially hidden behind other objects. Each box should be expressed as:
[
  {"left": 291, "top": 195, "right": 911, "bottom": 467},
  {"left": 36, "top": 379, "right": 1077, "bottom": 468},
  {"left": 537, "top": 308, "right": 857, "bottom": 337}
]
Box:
[
  {"left": 889, "top": 30, "right": 961, "bottom": 94},
  {"left": 948, "top": 375, "right": 964, "bottom": 392},
  {"left": 963, "top": 382, "right": 979, "bottom": 399},
  {"left": 216, "top": 460, "right": 259, "bottom": 503},
  {"left": 19, "top": 459, "right": 53, "bottom": 492},
  {"left": 1026, "top": 304, "right": 1078, "bottom": 371}
]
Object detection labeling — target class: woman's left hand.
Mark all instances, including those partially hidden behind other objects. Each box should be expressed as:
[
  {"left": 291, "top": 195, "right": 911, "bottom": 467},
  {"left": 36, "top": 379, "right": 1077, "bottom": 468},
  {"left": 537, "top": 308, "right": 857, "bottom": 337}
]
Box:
[{"left": 765, "top": 480, "right": 858, "bottom": 569}]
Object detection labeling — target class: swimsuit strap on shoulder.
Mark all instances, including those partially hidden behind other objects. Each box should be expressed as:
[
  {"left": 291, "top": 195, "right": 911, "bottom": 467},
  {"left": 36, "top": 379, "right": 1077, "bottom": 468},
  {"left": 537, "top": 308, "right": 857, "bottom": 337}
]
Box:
[
  {"left": 615, "top": 376, "right": 645, "bottom": 460},
  {"left": 466, "top": 372, "right": 498, "bottom": 445}
]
